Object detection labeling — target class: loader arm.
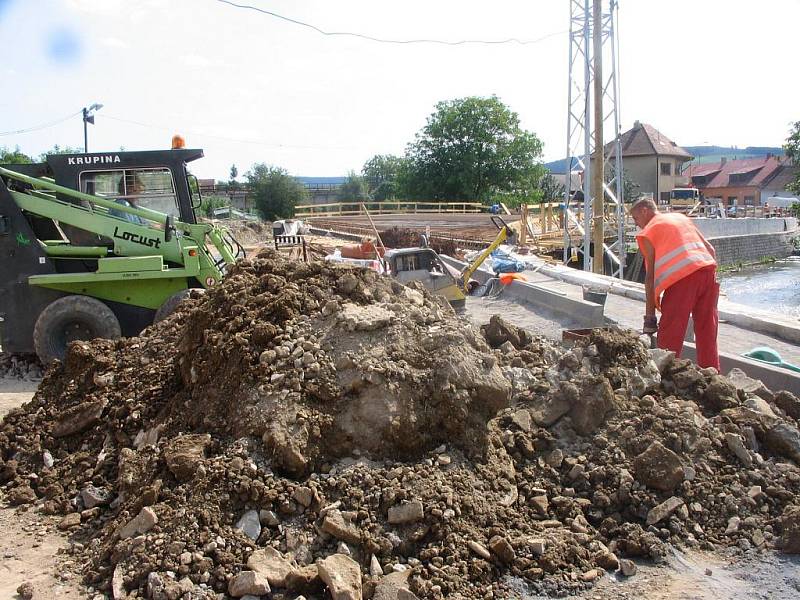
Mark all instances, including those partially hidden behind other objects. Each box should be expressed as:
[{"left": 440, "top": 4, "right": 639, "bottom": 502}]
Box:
[{"left": 459, "top": 216, "right": 513, "bottom": 292}]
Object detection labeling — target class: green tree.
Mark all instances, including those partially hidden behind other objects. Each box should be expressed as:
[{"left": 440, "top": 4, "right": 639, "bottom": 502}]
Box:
[
  {"left": 785, "top": 121, "right": 800, "bottom": 195},
  {"left": 38, "top": 144, "right": 83, "bottom": 160},
  {"left": 337, "top": 171, "right": 370, "bottom": 201},
  {"left": 246, "top": 163, "right": 308, "bottom": 220},
  {"left": 0, "top": 146, "right": 33, "bottom": 163},
  {"left": 400, "top": 96, "right": 545, "bottom": 203},
  {"left": 538, "top": 172, "right": 566, "bottom": 203},
  {"left": 362, "top": 154, "right": 403, "bottom": 200},
  {"left": 229, "top": 164, "right": 239, "bottom": 192}
]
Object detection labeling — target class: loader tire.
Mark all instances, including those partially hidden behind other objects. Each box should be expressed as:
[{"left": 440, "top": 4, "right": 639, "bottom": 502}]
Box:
[
  {"left": 34, "top": 296, "right": 122, "bottom": 364},
  {"left": 153, "top": 288, "right": 203, "bottom": 323}
]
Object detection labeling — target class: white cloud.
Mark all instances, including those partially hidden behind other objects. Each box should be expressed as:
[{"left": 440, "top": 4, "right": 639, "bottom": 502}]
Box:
[
  {"left": 180, "top": 54, "right": 226, "bottom": 69},
  {"left": 65, "top": 0, "right": 124, "bottom": 15},
  {"left": 100, "top": 37, "right": 127, "bottom": 49}
]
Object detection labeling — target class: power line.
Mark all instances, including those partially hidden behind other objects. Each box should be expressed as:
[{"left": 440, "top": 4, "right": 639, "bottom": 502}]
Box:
[
  {"left": 214, "top": 0, "right": 567, "bottom": 46},
  {"left": 102, "top": 114, "right": 358, "bottom": 151},
  {"left": 0, "top": 109, "right": 83, "bottom": 136}
]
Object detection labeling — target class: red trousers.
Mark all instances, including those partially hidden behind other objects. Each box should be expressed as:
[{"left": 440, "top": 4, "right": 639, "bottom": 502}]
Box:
[{"left": 658, "top": 265, "right": 721, "bottom": 371}]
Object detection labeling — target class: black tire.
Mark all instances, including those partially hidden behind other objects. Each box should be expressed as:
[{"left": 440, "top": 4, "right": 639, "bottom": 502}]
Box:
[
  {"left": 154, "top": 289, "right": 202, "bottom": 323},
  {"left": 33, "top": 296, "right": 122, "bottom": 364}
]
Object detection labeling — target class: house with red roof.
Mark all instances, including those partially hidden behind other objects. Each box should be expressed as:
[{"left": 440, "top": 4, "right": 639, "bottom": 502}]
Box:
[{"left": 684, "top": 155, "right": 798, "bottom": 207}]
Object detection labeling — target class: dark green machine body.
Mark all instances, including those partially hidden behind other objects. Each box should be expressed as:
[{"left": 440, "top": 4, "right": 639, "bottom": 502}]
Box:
[{"left": 0, "top": 149, "right": 241, "bottom": 359}]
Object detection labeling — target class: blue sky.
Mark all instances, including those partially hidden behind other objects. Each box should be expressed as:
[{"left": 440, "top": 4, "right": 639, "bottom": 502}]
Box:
[{"left": 1, "top": 0, "right": 798, "bottom": 180}]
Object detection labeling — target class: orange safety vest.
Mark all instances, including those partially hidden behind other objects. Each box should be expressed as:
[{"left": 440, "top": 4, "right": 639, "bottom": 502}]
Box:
[{"left": 636, "top": 213, "right": 715, "bottom": 305}]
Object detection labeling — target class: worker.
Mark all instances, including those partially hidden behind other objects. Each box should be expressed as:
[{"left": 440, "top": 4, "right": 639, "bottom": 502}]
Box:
[
  {"left": 630, "top": 198, "right": 720, "bottom": 371},
  {"left": 111, "top": 173, "right": 146, "bottom": 225}
]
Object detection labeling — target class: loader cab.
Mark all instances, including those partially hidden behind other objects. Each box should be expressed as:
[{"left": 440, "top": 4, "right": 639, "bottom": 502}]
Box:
[
  {"left": 385, "top": 247, "right": 466, "bottom": 307},
  {"left": 45, "top": 148, "right": 204, "bottom": 225}
]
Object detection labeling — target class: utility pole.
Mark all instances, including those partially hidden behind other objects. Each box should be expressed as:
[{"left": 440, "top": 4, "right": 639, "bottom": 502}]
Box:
[
  {"left": 591, "top": 0, "right": 604, "bottom": 274},
  {"left": 82, "top": 103, "right": 103, "bottom": 153},
  {"left": 562, "top": 0, "right": 625, "bottom": 279}
]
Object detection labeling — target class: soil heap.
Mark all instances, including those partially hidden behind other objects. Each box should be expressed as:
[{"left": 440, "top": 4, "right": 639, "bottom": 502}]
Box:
[{"left": 2, "top": 252, "right": 800, "bottom": 600}]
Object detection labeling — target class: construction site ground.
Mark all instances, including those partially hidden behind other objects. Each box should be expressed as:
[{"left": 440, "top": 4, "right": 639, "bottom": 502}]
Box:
[{"left": 3, "top": 222, "right": 800, "bottom": 600}]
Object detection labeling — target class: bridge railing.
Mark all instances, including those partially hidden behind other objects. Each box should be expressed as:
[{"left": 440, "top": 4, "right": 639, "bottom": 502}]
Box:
[{"left": 294, "top": 201, "right": 485, "bottom": 218}]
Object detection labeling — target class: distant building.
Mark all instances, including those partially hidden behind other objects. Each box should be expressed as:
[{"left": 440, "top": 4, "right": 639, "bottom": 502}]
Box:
[
  {"left": 596, "top": 121, "right": 694, "bottom": 203},
  {"left": 684, "top": 155, "right": 798, "bottom": 207}
]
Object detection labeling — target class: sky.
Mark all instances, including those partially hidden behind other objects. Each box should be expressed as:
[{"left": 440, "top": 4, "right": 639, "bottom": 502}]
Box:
[{"left": 1, "top": 0, "right": 799, "bottom": 181}]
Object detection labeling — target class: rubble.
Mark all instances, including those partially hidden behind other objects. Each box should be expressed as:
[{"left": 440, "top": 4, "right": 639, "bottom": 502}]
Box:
[{"left": 2, "top": 253, "right": 800, "bottom": 599}]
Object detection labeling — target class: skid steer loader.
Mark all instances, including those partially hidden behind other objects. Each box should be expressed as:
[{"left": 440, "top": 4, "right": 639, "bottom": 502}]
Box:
[{"left": 0, "top": 147, "right": 244, "bottom": 363}]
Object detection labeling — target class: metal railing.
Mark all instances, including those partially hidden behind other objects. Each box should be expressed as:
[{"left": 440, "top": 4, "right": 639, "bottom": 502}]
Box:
[{"left": 294, "top": 201, "right": 485, "bottom": 218}]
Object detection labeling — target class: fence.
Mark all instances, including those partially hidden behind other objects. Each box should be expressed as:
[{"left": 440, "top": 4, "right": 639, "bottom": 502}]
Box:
[{"left": 294, "top": 201, "right": 484, "bottom": 218}]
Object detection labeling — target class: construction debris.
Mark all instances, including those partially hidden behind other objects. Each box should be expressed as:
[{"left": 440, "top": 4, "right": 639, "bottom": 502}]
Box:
[{"left": 2, "top": 252, "right": 800, "bottom": 599}]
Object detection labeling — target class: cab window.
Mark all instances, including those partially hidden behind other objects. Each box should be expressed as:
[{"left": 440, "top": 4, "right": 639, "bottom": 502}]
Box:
[{"left": 79, "top": 168, "right": 179, "bottom": 217}]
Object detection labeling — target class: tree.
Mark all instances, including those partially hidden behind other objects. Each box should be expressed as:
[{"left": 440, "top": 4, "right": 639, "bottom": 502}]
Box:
[
  {"left": 246, "top": 163, "right": 308, "bottom": 220},
  {"left": 785, "top": 121, "right": 800, "bottom": 195},
  {"left": 362, "top": 154, "right": 403, "bottom": 200},
  {"left": 336, "top": 171, "right": 370, "bottom": 201},
  {"left": 538, "top": 172, "right": 566, "bottom": 203},
  {"left": 229, "top": 164, "right": 239, "bottom": 192},
  {"left": 38, "top": 144, "right": 82, "bottom": 160},
  {"left": 0, "top": 146, "right": 33, "bottom": 163},
  {"left": 400, "top": 96, "right": 545, "bottom": 203}
]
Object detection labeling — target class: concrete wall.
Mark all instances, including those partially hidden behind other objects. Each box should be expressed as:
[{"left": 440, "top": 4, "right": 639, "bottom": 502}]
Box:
[
  {"left": 710, "top": 231, "right": 796, "bottom": 267},
  {"left": 693, "top": 217, "right": 797, "bottom": 238},
  {"left": 622, "top": 156, "right": 657, "bottom": 199}
]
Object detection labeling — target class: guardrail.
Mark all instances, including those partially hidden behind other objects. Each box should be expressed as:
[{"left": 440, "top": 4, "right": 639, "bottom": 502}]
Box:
[{"left": 294, "top": 201, "right": 485, "bottom": 218}]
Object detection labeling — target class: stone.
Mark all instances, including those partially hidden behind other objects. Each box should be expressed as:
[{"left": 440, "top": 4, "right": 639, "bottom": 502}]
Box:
[
  {"left": 530, "top": 495, "right": 548, "bottom": 516},
  {"left": 569, "top": 377, "right": 616, "bottom": 435},
  {"left": 8, "top": 485, "right": 37, "bottom": 506},
  {"left": 468, "top": 540, "right": 491, "bottom": 560},
  {"left": 530, "top": 391, "right": 571, "bottom": 427},
  {"left": 594, "top": 551, "right": 619, "bottom": 571},
  {"left": 488, "top": 536, "right": 515, "bottom": 563},
  {"left": 778, "top": 505, "right": 800, "bottom": 553},
  {"left": 322, "top": 510, "right": 361, "bottom": 544},
  {"left": 52, "top": 400, "right": 106, "bottom": 437},
  {"left": 42, "top": 451, "right": 54, "bottom": 468},
  {"left": 511, "top": 409, "right": 532, "bottom": 432},
  {"left": 81, "top": 484, "right": 110, "bottom": 509},
  {"left": 119, "top": 506, "right": 158, "bottom": 539},
  {"left": 545, "top": 449, "right": 564, "bottom": 468},
  {"left": 164, "top": 433, "right": 211, "bottom": 481},
  {"left": 260, "top": 509, "right": 280, "bottom": 526},
  {"left": 370, "top": 554, "right": 384, "bottom": 577},
  {"left": 373, "top": 571, "right": 414, "bottom": 600},
  {"left": 146, "top": 572, "right": 165, "bottom": 599},
  {"left": 702, "top": 375, "right": 738, "bottom": 410},
  {"left": 619, "top": 559, "right": 637, "bottom": 577},
  {"left": 317, "top": 553, "right": 362, "bottom": 600},
  {"left": 529, "top": 538, "right": 546, "bottom": 556},
  {"left": 765, "top": 422, "right": 800, "bottom": 463},
  {"left": 235, "top": 510, "right": 262, "bottom": 541},
  {"left": 725, "top": 432, "right": 753, "bottom": 467},
  {"left": 111, "top": 564, "right": 126, "bottom": 599},
  {"left": 248, "top": 547, "right": 294, "bottom": 587},
  {"left": 388, "top": 501, "right": 424, "bottom": 525},
  {"left": 228, "top": 571, "right": 270, "bottom": 597},
  {"left": 16, "top": 582, "right": 34, "bottom": 600},
  {"left": 293, "top": 486, "right": 314, "bottom": 508},
  {"left": 633, "top": 441, "right": 684, "bottom": 492},
  {"left": 745, "top": 396, "right": 778, "bottom": 419},
  {"left": 58, "top": 512, "right": 82, "bottom": 530},
  {"left": 646, "top": 496, "right": 684, "bottom": 526},
  {"left": 580, "top": 569, "right": 601, "bottom": 582},
  {"left": 726, "top": 516, "right": 741, "bottom": 535},
  {"left": 727, "top": 368, "right": 773, "bottom": 400},
  {"left": 774, "top": 390, "right": 800, "bottom": 420}
]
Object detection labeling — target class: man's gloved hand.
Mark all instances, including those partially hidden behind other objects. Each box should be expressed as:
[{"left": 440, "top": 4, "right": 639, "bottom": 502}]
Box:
[{"left": 643, "top": 315, "right": 658, "bottom": 334}]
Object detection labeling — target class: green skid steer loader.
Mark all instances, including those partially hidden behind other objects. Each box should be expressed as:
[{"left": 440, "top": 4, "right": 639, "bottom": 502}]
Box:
[{"left": 0, "top": 147, "right": 244, "bottom": 363}]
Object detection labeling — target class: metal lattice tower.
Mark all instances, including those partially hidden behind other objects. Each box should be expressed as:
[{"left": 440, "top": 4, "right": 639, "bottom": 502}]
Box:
[{"left": 562, "top": 0, "right": 625, "bottom": 278}]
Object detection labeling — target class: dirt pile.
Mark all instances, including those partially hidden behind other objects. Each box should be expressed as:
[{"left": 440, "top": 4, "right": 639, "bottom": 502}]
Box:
[
  {"left": 379, "top": 227, "right": 457, "bottom": 257},
  {"left": 2, "top": 256, "right": 800, "bottom": 600}
]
